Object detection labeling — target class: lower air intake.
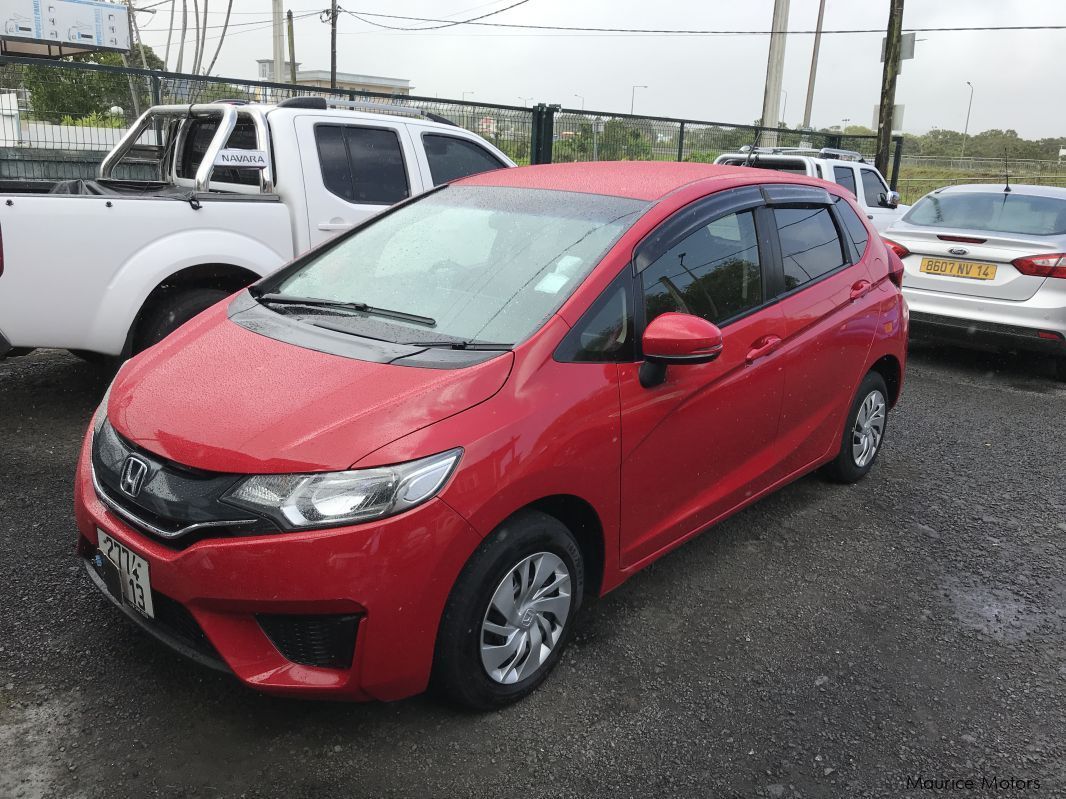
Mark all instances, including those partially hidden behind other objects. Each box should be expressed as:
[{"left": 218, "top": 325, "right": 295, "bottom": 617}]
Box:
[{"left": 256, "top": 613, "right": 360, "bottom": 669}]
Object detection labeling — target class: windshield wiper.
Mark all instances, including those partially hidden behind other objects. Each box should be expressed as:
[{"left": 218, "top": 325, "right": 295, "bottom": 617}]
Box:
[
  {"left": 404, "top": 340, "right": 512, "bottom": 351},
  {"left": 256, "top": 292, "right": 436, "bottom": 327}
]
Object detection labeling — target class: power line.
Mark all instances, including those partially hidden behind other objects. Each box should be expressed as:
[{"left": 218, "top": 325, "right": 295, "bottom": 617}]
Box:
[
  {"left": 341, "top": 11, "right": 1066, "bottom": 36},
  {"left": 344, "top": 0, "right": 530, "bottom": 32}
]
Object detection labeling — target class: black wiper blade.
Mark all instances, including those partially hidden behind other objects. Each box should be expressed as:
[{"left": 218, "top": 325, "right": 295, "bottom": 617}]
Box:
[
  {"left": 405, "top": 340, "right": 512, "bottom": 351},
  {"left": 256, "top": 293, "right": 436, "bottom": 327}
]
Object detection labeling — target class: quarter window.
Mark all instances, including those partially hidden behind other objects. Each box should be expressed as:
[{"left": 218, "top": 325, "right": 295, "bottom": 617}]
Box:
[
  {"left": 423, "top": 134, "right": 506, "bottom": 185},
  {"left": 860, "top": 168, "right": 889, "bottom": 208},
  {"left": 833, "top": 197, "right": 870, "bottom": 258},
  {"left": 773, "top": 207, "right": 848, "bottom": 290},
  {"left": 833, "top": 166, "right": 857, "bottom": 198},
  {"left": 556, "top": 271, "right": 634, "bottom": 362},
  {"left": 642, "top": 210, "right": 763, "bottom": 326},
  {"left": 314, "top": 125, "right": 409, "bottom": 205}
]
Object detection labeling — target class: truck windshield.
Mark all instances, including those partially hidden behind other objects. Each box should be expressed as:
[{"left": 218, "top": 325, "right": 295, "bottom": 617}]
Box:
[
  {"left": 904, "top": 191, "right": 1066, "bottom": 236},
  {"left": 271, "top": 186, "right": 648, "bottom": 345}
]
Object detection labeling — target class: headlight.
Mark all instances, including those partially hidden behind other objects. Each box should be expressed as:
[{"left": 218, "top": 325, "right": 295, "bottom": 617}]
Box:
[
  {"left": 222, "top": 448, "right": 463, "bottom": 530},
  {"left": 92, "top": 373, "right": 120, "bottom": 435}
]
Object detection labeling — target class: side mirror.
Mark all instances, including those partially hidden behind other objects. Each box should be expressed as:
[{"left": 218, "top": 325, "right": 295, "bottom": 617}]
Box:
[
  {"left": 879, "top": 190, "right": 901, "bottom": 209},
  {"left": 640, "top": 312, "right": 723, "bottom": 388}
]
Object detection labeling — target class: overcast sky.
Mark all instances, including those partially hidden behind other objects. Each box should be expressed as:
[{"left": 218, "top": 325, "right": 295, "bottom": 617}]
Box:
[{"left": 134, "top": 0, "right": 1065, "bottom": 139}]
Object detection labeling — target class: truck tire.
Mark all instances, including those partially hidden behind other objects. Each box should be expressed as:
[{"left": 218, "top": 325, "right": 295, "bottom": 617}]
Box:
[{"left": 136, "top": 288, "right": 229, "bottom": 353}]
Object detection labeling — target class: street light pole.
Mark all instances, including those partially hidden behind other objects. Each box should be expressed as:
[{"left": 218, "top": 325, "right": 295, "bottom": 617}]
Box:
[
  {"left": 519, "top": 96, "right": 532, "bottom": 107},
  {"left": 961, "top": 80, "right": 974, "bottom": 158},
  {"left": 630, "top": 85, "right": 647, "bottom": 115},
  {"left": 574, "top": 94, "right": 585, "bottom": 111},
  {"left": 462, "top": 91, "right": 474, "bottom": 101}
]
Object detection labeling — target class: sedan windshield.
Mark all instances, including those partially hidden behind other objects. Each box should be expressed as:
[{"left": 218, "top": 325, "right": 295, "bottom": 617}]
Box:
[
  {"left": 270, "top": 186, "right": 648, "bottom": 345},
  {"left": 903, "top": 191, "right": 1066, "bottom": 236}
]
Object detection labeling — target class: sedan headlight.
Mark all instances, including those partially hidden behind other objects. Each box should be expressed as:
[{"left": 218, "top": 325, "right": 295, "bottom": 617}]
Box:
[{"left": 222, "top": 448, "right": 463, "bottom": 530}]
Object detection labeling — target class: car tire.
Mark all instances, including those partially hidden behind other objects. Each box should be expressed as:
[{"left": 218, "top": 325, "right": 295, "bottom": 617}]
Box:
[
  {"left": 822, "top": 371, "right": 890, "bottom": 484},
  {"left": 136, "top": 288, "right": 229, "bottom": 353},
  {"left": 432, "top": 510, "right": 584, "bottom": 711}
]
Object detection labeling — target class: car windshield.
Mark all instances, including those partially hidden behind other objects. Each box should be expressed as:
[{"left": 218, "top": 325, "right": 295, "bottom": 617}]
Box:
[
  {"left": 270, "top": 186, "right": 647, "bottom": 345},
  {"left": 903, "top": 191, "right": 1066, "bottom": 236}
]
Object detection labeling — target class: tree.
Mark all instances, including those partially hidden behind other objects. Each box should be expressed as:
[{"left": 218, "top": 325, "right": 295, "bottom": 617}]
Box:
[{"left": 22, "top": 47, "right": 165, "bottom": 122}]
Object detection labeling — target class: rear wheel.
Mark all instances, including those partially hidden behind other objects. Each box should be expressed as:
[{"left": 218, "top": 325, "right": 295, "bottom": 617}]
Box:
[
  {"left": 432, "top": 510, "right": 583, "bottom": 710},
  {"left": 823, "top": 371, "right": 889, "bottom": 483},
  {"left": 135, "top": 288, "right": 229, "bottom": 353}
]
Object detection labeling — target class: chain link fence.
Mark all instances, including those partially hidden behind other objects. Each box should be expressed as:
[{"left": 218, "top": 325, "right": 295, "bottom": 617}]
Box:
[{"left": 1, "top": 56, "right": 893, "bottom": 187}]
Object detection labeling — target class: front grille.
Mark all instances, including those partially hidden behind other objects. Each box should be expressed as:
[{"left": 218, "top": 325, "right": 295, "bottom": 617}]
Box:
[
  {"left": 257, "top": 614, "right": 360, "bottom": 669},
  {"left": 91, "top": 420, "right": 275, "bottom": 548}
]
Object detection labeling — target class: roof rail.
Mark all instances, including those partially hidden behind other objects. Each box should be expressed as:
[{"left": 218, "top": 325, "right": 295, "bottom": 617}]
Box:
[
  {"left": 736, "top": 144, "right": 867, "bottom": 163},
  {"left": 817, "top": 147, "right": 866, "bottom": 162},
  {"left": 275, "top": 95, "right": 458, "bottom": 127}
]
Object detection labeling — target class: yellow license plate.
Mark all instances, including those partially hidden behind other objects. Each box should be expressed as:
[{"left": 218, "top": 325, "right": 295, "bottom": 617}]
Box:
[{"left": 920, "top": 257, "right": 997, "bottom": 280}]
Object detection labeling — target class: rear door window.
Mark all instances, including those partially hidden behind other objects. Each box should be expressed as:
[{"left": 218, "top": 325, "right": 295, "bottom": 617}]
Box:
[
  {"left": 177, "top": 116, "right": 260, "bottom": 186},
  {"left": 833, "top": 166, "right": 857, "bottom": 199},
  {"left": 833, "top": 196, "right": 870, "bottom": 258},
  {"left": 423, "top": 134, "right": 506, "bottom": 185},
  {"left": 860, "top": 168, "right": 889, "bottom": 208},
  {"left": 314, "top": 124, "right": 409, "bottom": 205},
  {"left": 773, "top": 207, "right": 849, "bottom": 291}
]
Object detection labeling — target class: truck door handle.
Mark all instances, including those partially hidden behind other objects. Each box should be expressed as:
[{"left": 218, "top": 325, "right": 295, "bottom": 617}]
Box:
[
  {"left": 850, "top": 279, "right": 872, "bottom": 301},
  {"left": 746, "top": 335, "right": 782, "bottom": 364},
  {"left": 318, "top": 221, "right": 350, "bottom": 231}
]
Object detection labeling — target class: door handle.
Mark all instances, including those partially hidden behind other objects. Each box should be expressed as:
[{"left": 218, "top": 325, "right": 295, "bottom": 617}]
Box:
[
  {"left": 745, "top": 335, "right": 782, "bottom": 364},
  {"left": 317, "top": 222, "right": 351, "bottom": 231},
  {"left": 850, "top": 279, "right": 872, "bottom": 301}
]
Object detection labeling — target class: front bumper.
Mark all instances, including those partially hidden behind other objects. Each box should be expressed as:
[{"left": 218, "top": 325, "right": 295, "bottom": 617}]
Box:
[
  {"left": 73, "top": 431, "right": 481, "bottom": 701},
  {"left": 903, "top": 284, "right": 1066, "bottom": 356}
]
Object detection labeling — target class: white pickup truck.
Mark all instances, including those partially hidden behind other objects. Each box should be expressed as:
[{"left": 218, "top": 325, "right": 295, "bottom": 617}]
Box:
[
  {"left": 0, "top": 97, "right": 514, "bottom": 360},
  {"left": 714, "top": 147, "right": 908, "bottom": 232}
]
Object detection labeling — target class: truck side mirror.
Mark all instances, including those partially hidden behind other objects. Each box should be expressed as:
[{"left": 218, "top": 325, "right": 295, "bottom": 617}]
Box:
[{"left": 879, "top": 190, "right": 901, "bottom": 209}]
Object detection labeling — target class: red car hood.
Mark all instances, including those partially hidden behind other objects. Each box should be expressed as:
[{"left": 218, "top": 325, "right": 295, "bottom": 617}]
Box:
[{"left": 108, "top": 306, "right": 514, "bottom": 473}]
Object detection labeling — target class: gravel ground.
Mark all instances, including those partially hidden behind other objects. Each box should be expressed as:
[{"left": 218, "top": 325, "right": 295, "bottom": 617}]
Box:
[{"left": 1, "top": 345, "right": 1064, "bottom": 799}]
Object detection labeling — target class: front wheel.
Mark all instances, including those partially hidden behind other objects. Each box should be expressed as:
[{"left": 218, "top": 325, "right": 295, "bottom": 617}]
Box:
[
  {"left": 432, "top": 510, "right": 583, "bottom": 710},
  {"left": 822, "top": 371, "right": 890, "bottom": 483}
]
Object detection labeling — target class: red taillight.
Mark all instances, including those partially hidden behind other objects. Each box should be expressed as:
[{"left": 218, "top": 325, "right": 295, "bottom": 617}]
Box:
[
  {"left": 887, "top": 249, "right": 905, "bottom": 288},
  {"left": 1037, "top": 330, "right": 1064, "bottom": 341},
  {"left": 882, "top": 237, "right": 910, "bottom": 259},
  {"left": 1011, "top": 253, "right": 1066, "bottom": 279}
]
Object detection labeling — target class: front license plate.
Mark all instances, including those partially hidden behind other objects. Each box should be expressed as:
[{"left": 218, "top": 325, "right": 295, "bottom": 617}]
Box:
[
  {"left": 98, "top": 529, "right": 155, "bottom": 619},
  {"left": 920, "top": 257, "right": 997, "bottom": 280}
]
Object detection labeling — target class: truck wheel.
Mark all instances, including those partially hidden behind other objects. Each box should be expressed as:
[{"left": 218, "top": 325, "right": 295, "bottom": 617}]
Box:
[{"left": 136, "top": 288, "right": 229, "bottom": 352}]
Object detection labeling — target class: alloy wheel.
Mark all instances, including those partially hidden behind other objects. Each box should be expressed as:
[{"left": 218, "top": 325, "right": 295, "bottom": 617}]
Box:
[{"left": 479, "top": 552, "right": 572, "bottom": 684}]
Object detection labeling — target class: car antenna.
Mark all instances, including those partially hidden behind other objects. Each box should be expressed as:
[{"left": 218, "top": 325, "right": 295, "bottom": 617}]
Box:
[
  {"left": 1003, "top": 149, "right": 1012, "bottom": 193},
  {"left": 742, "top": 128, "right": 762, "bottom": 168}
]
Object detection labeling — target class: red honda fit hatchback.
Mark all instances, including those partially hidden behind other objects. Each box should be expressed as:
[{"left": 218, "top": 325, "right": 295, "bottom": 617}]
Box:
[{"left": 74, "top": 162, "right": 907, "bottom": 709}]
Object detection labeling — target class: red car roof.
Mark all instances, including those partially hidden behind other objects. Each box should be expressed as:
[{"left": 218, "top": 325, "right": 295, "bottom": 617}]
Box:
[{"left": 458, "top": 161, "right": 768, "bottom": 201}]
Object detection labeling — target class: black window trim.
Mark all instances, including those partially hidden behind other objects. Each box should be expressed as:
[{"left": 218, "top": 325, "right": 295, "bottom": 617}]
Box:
[
  {"left": 764, "top": 190, "right": 858, "bottom": 301},
  {"left": 420, "top": 131, "right": 507, "bottom": 185},
  {"left": 633, "top": 186, "right": 780, "bottom": 341},
  {"left": 312, "top": 121, "right": 412, "bottom": 207},
  {"left": 553, "top": 265, "right": 638, "bottom": 364}
]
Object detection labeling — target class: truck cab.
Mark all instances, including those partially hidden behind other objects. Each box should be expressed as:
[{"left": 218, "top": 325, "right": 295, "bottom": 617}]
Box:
[{"left": 713, "top": 147, "right": 908, "bottom": 232}]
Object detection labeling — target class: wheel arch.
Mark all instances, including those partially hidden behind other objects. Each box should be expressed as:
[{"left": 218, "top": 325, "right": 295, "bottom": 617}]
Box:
[
  {"left": 868, "top": 353, "right": 902, "bottom": 407},
  {"left": 129, "top": 262, "right": 260, "bottom": 353}
]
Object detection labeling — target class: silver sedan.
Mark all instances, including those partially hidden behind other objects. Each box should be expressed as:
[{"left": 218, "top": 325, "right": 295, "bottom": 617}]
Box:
[{"left": 883, "top": 183, "right": 1066, "bottom": 380}]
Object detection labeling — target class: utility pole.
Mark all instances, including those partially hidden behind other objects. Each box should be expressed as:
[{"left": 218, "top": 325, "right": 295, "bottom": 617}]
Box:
[
  {"left": 801, "top": 0, "right": 825, "bottom": 129},
  {"left": 287, "top": 10, "right": 297, "bottom": 84},
  {"left": 272, "top": 0, "right": 285, "bottom": 84},
  {"left": 330, "top": 0, "right": 338, "bottom": 89},
  {"left": 875, "top": 0, "right": 904, "bottom": 175},
  {"left": 759, "top": 0, "right": 790, "bottom": 147},
  {"left": 961, "top": 81, "right": 974, "bottom": 158}
]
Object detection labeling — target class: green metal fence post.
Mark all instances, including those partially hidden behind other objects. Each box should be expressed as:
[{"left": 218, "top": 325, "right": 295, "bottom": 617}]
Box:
[
  {"left": 542, "top": 105, "right": 559, "bottom": 164},
  {"left": 677, "top": 121, "right": 686, "bottom": 162},
  {"left": 530, "top": 104, "right": 545, "bottom": 164},
  {"left": 890, "top": 135, "right": 904, "bottom": 190}
]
